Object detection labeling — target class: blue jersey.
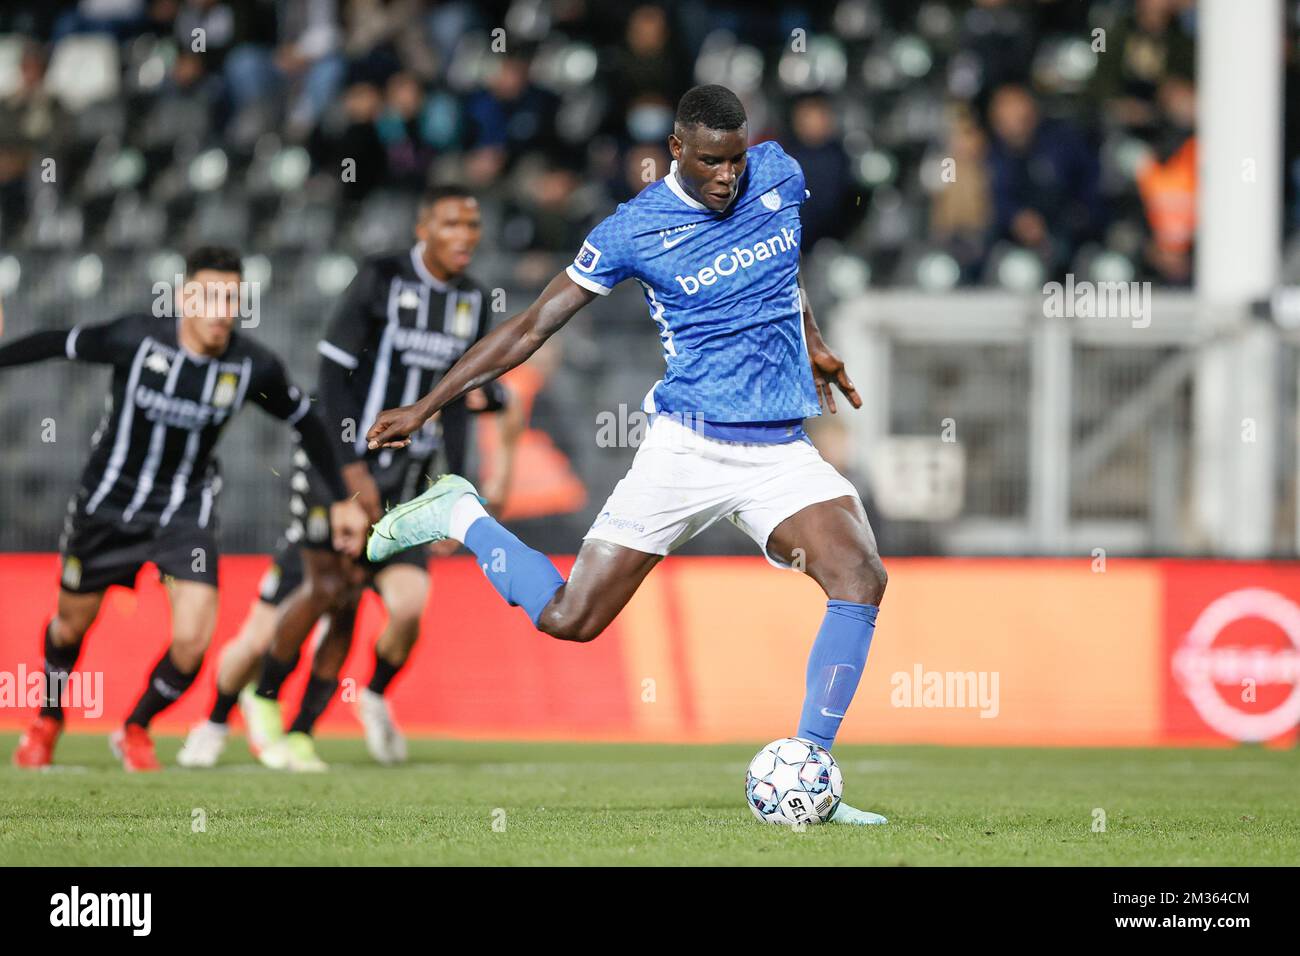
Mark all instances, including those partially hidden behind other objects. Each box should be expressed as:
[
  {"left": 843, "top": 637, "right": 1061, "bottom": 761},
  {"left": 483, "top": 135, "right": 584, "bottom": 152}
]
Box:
[{"left": 565, "top": 140, "right": 821, "bottom": 433}]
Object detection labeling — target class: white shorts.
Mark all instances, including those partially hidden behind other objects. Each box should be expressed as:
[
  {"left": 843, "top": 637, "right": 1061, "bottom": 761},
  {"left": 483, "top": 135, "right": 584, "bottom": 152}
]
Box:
[{"left": 583, "top": 415, "right": 861, "bottom": 567}]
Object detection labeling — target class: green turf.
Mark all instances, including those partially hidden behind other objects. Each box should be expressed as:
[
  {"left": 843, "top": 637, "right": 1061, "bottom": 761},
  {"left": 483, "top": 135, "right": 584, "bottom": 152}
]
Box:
[{"left": 1, "top": 733, "right": 1297, "bottom": 865}]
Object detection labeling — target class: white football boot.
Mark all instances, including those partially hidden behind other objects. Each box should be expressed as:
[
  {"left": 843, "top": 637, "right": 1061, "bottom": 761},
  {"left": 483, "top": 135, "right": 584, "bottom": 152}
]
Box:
[
  {"left": 176, "top": 720, "right": 230, "bottom": 768},
  {"left": 357, "top": 688, "right": 407, "bottom": 765}
]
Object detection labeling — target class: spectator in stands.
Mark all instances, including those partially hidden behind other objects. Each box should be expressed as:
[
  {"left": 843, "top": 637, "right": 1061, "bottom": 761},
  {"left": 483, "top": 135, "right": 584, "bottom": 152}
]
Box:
[
  {"left": 53, "top": 0, "right": 152, "bottom": 41},
  {"left": 375, "top": 71, "right": 447, "bottom": 192},
  {"left": 618, "top": 142, "right": 671, "bottom": 201},
  {"left": 1136, "top": 75, "right": 1195, "bottom": 285},
  {"left": 607, "top": 5, "right": 685, "bottom": 121},
  {"left": 0, "top": 38, "right": 68, "bottom": 238},
  {"left": 986, "top": 83, "right": 1102, "bottom": 277},
  {"left": 953, "top": 0, "right": 1037, "bottom": 107},
  {"left": 930, "top": 107, "right": 993, "bottom": 284},
  {"left": 344, "top": 0, "right": 438, "bottom": 86},
  {"left": 224, "top": 0, "right": 345, "bottom": 140},
  {"left": 502, "top": 153, "right": 590, "bottom": 256},
  {"left": 1091, "top": 0, "right": 1196, "bottom": 134},
  {"left": 463, "top": 50, "right": 558, "bottom": 183},
  {"left": 623, "top": 92, "right": 674, "bottom": 146},
  {"left": 785, "top": 93, "right": 854, "bottom": 249},
  {"left": 175, "top": 0, "right": 236, "bottom": 67},
  {"left": 314, "top": 80, "right": 386, "bottom": 198}
]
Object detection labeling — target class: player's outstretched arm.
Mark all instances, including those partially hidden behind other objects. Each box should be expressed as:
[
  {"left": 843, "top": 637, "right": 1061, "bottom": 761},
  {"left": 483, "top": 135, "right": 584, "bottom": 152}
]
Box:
[
  {"left": 366, "top": 272, "right": 595, "bottom": 449},
  {"left": 798, "top": 268, "right": 861, "bottom": 414},
  {"left": 0, "top": 319, "right": 135, "bottom": 369},
  {"left": 0, "top": 330, "right": 76, "bottom": 368}
]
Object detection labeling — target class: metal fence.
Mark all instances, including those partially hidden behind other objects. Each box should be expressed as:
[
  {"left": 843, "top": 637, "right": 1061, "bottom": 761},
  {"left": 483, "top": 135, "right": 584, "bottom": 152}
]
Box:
[{"left": 833, "top": 290, "right": 1296, "bottom": 558}]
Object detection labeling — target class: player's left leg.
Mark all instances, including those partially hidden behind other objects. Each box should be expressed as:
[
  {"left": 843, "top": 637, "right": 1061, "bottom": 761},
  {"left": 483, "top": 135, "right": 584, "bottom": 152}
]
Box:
[
  {"left": 353, "top": 562, "right": 428, "bottom": 764},
  {"left": 286, "top": 599, "right": 358, "bottom": 738},
  {"left": 116, "top": 578, "right": 219, "bottom": 772},
  {"left": 765, "top": 499, "right": 888, "bottom": 825},
  {"left": 766, "top": 494, "right": 887, "bottom": 740},
  {"left": 178, "top": 596, "right": 279, "bottom": 768}
]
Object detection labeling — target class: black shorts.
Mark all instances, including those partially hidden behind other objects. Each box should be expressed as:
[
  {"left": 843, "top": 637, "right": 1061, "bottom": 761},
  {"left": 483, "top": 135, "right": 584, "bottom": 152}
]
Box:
[
  {"left": 256, "top": 536, "right": 429, "bottom": 606},
  {"left": 264, "top": 449, "right": 432, "bottom": 606},
  {"left": 286, "top": 447, "right": 433, "bottom": 553},
  {"left": 59, "top": 507, "right": 220, "bottom": 594}
]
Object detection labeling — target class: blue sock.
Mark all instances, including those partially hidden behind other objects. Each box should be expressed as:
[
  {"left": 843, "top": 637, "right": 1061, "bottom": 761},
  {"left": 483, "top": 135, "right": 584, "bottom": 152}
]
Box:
[
  {"left": 796, "top": 600, "right": 878, "bottom": 750},
  {"left": 462, "top": 516, "right": 565, "bottom": 627}
]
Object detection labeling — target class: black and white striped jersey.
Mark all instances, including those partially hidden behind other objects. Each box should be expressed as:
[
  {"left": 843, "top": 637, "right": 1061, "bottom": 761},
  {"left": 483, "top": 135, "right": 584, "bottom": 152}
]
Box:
[
  {"left": 314, "top": 244, "right": 492, "bottom": 487},
  {"left": 63, "top": 313, "right": 315, "bottom": 528}
]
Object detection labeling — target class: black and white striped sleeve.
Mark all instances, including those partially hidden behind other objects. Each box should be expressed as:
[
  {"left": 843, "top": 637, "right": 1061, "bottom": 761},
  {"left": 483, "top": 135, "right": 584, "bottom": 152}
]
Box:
[
  {"left": 249, "top": 353, "right": 313, "bottom": 425},
  {"left": 316, "top": 261, "right": 379, "bottom": 376},
  {"left": 0, "top": 317, "right": 136, "bottom": 368},
  {"left": 250, "top": 352, "right": 348, "bottom": 500}
]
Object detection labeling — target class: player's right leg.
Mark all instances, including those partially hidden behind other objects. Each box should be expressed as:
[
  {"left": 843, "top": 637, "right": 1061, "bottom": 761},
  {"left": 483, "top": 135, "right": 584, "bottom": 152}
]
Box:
[
  {"left": 177, "top": 596, "right": 278, "bottom": 767},
  {"left": 356, "top": 562, "right": 428, "bottom": 764},
  {"left": 16, "top": 504, "right": 148, "bottom": 769},
  {"left": 251, "top": 548, "right": 357, "bottom": 770},
  {"left": 13, "top": 588, "right": 104, "bottom": 768},
  {"left": 280, "top": 598, "right": 358, "bottom": 770}
]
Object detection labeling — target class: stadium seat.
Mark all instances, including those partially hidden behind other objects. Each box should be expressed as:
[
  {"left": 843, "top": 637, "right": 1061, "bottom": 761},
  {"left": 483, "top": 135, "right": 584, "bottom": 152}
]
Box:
[{"left": 45, "top": 34, "right": 121, "bottom": 111}]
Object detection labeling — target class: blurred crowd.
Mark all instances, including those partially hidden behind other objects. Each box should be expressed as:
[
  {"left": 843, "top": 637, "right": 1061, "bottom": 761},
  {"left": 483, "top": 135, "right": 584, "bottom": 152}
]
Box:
[{"left": 0, "top": 0, "right": 1230, "bottom": 291}]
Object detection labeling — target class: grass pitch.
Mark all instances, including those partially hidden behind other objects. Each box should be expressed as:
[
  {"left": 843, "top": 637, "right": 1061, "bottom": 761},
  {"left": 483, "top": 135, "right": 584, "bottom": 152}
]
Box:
[{"left": 1, "top": 733, "right": 1296, "bottom": 866}]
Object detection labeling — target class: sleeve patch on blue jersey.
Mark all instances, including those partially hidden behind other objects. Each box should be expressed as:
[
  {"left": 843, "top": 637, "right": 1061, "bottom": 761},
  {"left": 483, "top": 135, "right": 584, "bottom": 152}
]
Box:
[{"left": 574, "top": 241, "right": 602, "bottom": 273}]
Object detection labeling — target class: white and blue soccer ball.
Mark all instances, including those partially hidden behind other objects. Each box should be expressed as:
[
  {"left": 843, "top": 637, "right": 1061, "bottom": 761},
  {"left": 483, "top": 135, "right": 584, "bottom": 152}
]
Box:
[{"left": 745, "top": 737, "right": 843, "bottom": 825}]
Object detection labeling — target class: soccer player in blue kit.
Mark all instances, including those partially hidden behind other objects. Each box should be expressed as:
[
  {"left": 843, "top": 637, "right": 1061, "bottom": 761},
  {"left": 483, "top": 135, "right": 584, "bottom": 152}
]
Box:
[{"left": 364, "top": 85, "right": 888, "bottom": 824}]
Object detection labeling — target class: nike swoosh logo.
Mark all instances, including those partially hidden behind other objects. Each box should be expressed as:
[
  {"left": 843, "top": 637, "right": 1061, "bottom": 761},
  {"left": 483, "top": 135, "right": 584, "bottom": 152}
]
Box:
[
  {"left": 820, "top": 707, "right": 845, "bottom": 719},
  {"left": 662, "top": 233, "right": 692, "bottom": 249}
]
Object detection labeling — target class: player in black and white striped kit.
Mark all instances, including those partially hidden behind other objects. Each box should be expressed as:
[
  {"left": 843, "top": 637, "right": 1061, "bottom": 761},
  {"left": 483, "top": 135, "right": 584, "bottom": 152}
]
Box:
[
  {"left": 2, "top": 247, "right": 370, "bottom": 771},
  {"left": 179, "top": 187, "right": 520, "bottom": 771}
]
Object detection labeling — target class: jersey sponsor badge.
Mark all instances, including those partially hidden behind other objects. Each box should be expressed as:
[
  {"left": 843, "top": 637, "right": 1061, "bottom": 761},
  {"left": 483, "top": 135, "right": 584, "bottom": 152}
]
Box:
[
  {"left": 307, "top": 506, "right": 331, "bottom": 544},
  {"left": 761, "top": 188, "right": 781, "bottom": 211},
  {"left": 574, "top": 241, "right": 602, "bottom": 273},
  {"left": 258, "top": 564, "right": 282, "bottom": 602},
  {"left": 449, "top": 299, "right": 475, "bottom": 338},
  {"left": 212, "top": 372, "right": 238, "bottom": 408},
  {"left": 61, "top": 556, "right": 82, "bottom": 590}
]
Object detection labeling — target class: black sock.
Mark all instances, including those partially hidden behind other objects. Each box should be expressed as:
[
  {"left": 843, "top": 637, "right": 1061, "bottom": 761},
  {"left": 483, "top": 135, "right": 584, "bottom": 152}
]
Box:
[
  {"left": 367, "top": 650, "right": 402, "bottom": 696},
  {"left": 209, "top": 689, "right": 240, "bottom": 724},
  {"left": 39, "top": 620, "right": 82, "bottom": 721},
  {"left": 126, "top": 652, "right": 197, "bottom": 728},
  {"left": 255, "top": 651, "right": 298, "bottom": 700},
  {"left": 288, "top": 675, "right": 338, "bottom": 735}
]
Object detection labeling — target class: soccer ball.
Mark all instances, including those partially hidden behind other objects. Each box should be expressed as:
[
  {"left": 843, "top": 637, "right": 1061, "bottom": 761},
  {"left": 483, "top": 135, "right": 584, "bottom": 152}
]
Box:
[{"left": 745, "top": 737, "right": 843, "bottom": 825}]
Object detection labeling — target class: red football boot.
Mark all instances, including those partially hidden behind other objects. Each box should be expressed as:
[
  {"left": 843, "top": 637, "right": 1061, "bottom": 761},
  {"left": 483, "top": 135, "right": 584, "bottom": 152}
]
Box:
[
  {"left": 13, "top": 716, "right": 62, "bottom": 768},
  {"left": 109, "top": 724, "right": 162, "bottom": 772}
]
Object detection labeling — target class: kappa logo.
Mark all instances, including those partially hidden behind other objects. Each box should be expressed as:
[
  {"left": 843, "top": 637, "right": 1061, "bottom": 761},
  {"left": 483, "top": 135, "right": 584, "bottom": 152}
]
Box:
[
  {"left": 574, "top": 241, "right": 602, "bottom": 273},
  {"left": 761, "top": 188, "right": 781, "bottom": 211},
  {"left": 145, "top": 350, "right": 171, "bottom": 375},
  {"left": 398, "top": 288, "right": 421, "bottom": 310}
]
